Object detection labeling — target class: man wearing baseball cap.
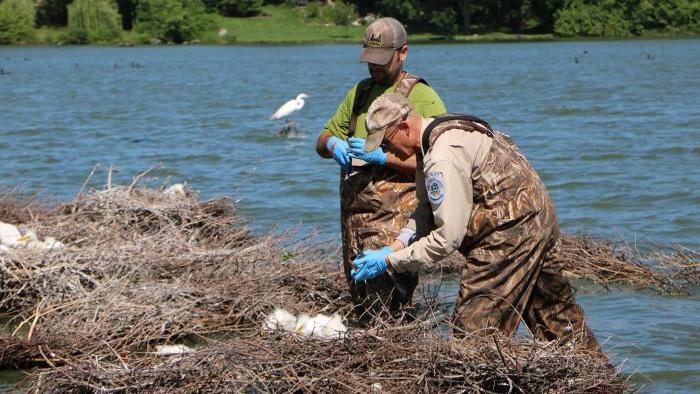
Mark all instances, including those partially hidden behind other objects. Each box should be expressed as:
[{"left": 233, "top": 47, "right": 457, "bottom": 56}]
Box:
[
  {"left": 350, "top": 92, "right": 603, "bottom": 353},
  {"left": 315, "top": 17, "right": 446, "bottom": 317}
]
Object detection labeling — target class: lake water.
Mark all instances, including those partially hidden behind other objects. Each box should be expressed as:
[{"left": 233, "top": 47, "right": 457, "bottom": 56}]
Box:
[{"left": 0, "top": 40, "right": 698, "bottom": 392}]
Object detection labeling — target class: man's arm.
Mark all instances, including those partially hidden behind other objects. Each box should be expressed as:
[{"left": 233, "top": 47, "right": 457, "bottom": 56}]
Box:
[
  {"left": 316, "top": 131, "right": 333, "bottom": 158},
  {"left": 318, "top": 85, "right": 355, "bottom": 160},
  {"left": 388, "top": 154, "right": 473, "bottom": 273},
  {"left": 385, "top": 152, "right": 416, "bottom": 177},
  {"left": 389, "top": 168, "right": 432, "bottom": 252}
]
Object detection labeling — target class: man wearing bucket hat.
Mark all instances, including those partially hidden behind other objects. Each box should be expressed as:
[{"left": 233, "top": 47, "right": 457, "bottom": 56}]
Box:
[
  {"left": 351, "top": 92, "right": 603, "bottom": 352},
  {"left": 315, "top": 18, "right": 446, "bottom": 316}
]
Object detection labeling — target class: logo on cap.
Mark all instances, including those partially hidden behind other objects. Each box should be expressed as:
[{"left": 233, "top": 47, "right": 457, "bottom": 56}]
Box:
[{"left": 367, "top": 33, "right": 382, "bottom": 48}]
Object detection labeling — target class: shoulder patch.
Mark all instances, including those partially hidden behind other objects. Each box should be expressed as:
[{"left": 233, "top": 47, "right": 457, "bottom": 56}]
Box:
[{"left": 425, "top": 171, "right": 445, "bottom": 206}]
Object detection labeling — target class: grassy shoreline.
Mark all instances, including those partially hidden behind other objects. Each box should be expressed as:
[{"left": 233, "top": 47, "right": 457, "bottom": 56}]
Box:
[{"left": 8, "top": 5, "right": 700, "bottom": 46}]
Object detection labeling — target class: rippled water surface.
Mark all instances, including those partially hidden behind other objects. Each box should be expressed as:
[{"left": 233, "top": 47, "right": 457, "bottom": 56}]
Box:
[{"left": 1, "top": 40, "right": 698, "bottom": 391}]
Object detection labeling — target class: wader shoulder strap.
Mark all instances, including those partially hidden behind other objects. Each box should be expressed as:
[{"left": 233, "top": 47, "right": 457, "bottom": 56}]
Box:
[
  {"left": 348, "top": 78, "right": 374, "bottom": 137},
  {"left": 394, "top": 72, "right": 428, "bottom": 96},
  {"left": 348, "top": 72, "right": 428, "bottom": 137},
  {"left": 421, "top": 113, "right": 494, "bottom": 154}
]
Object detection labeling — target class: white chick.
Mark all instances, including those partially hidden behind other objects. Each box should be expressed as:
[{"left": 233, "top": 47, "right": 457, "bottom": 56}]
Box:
[
  {"left": 0, "top": 221, "right": 21, "bottom": 247},
  {"left": 294, "top": 314, "right": 316, "bottom": 336},
  {"left": 319, "top": 313, "right": 347, "bottom": 339},
  {"left": 295, "top": 313, "right": 347, "bottom": 339},
  {"left": 16, "top": 229, "right": 42, "bottom": 249},
  {"left": 262, "top": 308, "right": 298, "bottom": 332},
  {"left": 42, "top": 236, "right": 65, "bottom": 250}
]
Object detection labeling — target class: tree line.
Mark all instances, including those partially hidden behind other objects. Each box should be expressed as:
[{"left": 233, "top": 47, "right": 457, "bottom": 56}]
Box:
[
  {"left": 1, "top": 0, "right": 699, "bottom": 44},
  {"left": 357, "top": 0, "right": 700, "bottom": 37}
]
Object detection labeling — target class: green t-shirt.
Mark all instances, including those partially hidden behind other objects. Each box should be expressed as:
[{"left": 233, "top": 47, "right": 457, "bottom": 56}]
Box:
[{"left": 324, "top": 79, "right": 447, "bottom": 140}]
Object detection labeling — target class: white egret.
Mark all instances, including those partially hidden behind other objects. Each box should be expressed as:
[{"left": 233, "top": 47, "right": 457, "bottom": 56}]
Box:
[{"left": 270, "top": 93, "right": 310, "bottom": 120}]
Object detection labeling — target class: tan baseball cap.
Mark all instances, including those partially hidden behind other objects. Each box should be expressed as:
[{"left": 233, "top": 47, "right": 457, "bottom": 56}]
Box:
[
  {"left": 364, "top": 92, "right": 412, "bottom": 151},
  {"left": 360, "top": 17, "right": 408, "bottom": 65}
]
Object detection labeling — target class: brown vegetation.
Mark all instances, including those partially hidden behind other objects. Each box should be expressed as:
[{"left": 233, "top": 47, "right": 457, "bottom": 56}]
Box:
[{"left": 0, "top": 172, "right": 694, "bottom": 392}]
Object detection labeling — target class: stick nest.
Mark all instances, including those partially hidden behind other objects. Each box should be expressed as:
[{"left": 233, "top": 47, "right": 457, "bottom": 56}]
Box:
[{"left": 2, "top": 172, "right": 691, "bottom": 392}]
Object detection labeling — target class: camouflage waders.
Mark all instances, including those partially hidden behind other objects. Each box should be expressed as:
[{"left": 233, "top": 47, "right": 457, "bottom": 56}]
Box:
[
  {"left": 426, "top": 116, "right": 601, "bottom": 352},
  {"left": 341, "top": 73, "right": 425, "bottom": 315}
]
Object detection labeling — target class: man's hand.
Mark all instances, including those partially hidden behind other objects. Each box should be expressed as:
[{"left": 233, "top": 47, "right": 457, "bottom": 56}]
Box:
[
  {"left": 351, "top": 246, "right": 392, "bottom": 282},
  {"left": 348, "top": 137, "right": 387, "bottom": 166},
  {"left": 326, "top": 136, "right": 352, "bottom": 173}
]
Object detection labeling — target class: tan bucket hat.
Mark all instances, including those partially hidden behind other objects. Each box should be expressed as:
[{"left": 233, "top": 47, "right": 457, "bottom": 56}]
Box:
[
  {"left": 360, "top": 17, "right": 408, "bottom": 65},
  {"left": 364, "top": 92, "right": 412, "bottom": 152}
]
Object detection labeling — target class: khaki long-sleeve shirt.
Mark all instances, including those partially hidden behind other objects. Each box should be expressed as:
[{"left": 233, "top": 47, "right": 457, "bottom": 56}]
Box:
[{"left": 388, "top": 118, "right": 493, "bottom": 273}]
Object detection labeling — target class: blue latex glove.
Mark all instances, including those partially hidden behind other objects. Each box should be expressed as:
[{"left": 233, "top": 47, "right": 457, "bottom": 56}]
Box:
[
  {"left": 326, "top": 136, "right": 352, "bottom": 173},
  {"left": 351, "top": 246, "right": 392, "bottom": 282},
  {"left": 348, "top": 137, "right": 387, "bottom": 166}
]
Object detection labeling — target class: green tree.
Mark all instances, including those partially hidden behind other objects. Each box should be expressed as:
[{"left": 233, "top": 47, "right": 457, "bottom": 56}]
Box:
[
  {"left": 36, "top": 0, "right": 72, "bottom": 26},
  {"left": 457, "top": 0, "right": 472, "bottom": 33},
  {"left": 134, "top": 0, "right": 213, "bottom": 43},
  {"left": 329, "top": 0, "right": 357, "bottom": 27},
  {"left": 529, "top": 0, "right": 566, "bottom": 32},
  {"left": 554, "top": 1, "right": 632, "bottom": 37},
  {"left": 115, "top": 0, "right": 137, "bottom": 29},
  {"left": 430, "top": 7, "right": 459, "bottom": 37},
  {"left": 67, "top": 0, "right": 123, "bottom": 43},
  {"left": 215, "top": 0, "right": 262, "bottom": 16},
  {"left": 375, "top": 0, "right": 422, "bottom": 26},
  {"left": 0, "top": 0, "right": 35, "bottom": 44}
]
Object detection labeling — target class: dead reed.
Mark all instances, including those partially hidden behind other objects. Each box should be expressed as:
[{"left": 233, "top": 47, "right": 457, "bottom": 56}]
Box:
[
  {"left": 1, "top": 170, "right": 691, "bottom": 392},
  {"left": 559, "top": 234, "right": 698, "bottom": 294},
  {"left": 29, "top": 326, "right": 624, "bottom": 393}
]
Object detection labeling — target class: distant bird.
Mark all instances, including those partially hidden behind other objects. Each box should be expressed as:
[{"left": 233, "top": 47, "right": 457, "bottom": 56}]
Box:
[
  {"left": 270, "top": 93, "right": 310, "bottom": 120},
  {"left": 0, "top": 68, "right": 9, "bottom": 75},
  {"left": 574, "top": 57, "right": 579, "bottom": 64},
  {"left": 646, "top": 53, "right": 655, "bottom": 60},
  {"left": 583, "top": 49, "right": 589, "bottom": 54}
]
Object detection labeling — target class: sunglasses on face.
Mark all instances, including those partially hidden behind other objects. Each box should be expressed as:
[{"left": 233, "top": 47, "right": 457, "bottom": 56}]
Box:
[{"left": 379, "top": 113, "right": 408, "bottom": 149}]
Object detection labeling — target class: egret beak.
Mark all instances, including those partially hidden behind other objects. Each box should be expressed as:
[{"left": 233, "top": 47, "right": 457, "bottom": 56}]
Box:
[{"left": 17, "top": 234, "right": 30, "bottom": 242}]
